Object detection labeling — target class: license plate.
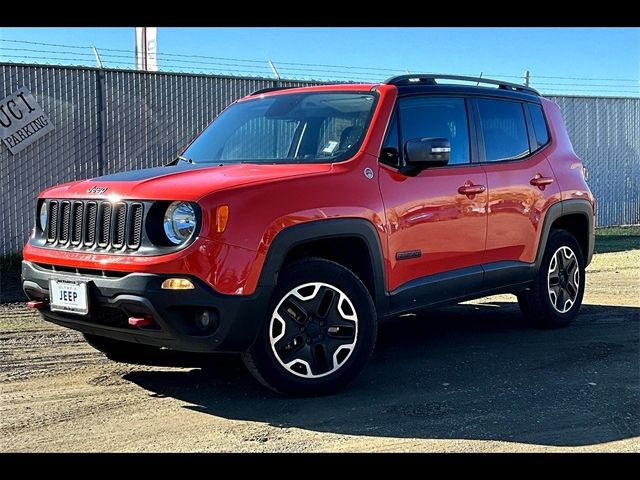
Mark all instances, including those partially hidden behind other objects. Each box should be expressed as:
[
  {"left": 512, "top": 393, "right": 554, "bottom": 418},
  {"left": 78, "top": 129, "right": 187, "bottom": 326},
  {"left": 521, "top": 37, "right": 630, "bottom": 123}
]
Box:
[{"left": 49, "top": 278, "right": 89, "bottom": 315}]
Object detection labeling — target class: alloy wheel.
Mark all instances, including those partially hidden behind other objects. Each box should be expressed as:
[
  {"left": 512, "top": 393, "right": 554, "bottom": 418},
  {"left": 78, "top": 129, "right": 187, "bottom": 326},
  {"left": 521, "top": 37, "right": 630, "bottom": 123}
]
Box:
[
  {"left": 547, "top": 246, "right": 580, "bottom": 313},
  {"left": 269, "top": 282, "right": 358, "bottom": 378}
]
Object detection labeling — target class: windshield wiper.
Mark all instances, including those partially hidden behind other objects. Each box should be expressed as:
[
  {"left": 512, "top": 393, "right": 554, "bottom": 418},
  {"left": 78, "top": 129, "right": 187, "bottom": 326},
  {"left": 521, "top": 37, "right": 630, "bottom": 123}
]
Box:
[{"left": 166, "top": 155, "right": 194, "bottom": 167}]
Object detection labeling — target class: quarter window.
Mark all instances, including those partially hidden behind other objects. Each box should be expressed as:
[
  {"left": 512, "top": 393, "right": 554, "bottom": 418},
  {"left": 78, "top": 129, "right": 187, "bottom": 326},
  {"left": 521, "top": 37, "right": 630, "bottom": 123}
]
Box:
[
  {"left": 398, "top": 97, "right": 470, "bottom": 165},
  {"left": 528, "top": 103, "right": 550, "bottom": 148},
  {"left": 477, "top": 99, "right": 530, "bottom": 162}
]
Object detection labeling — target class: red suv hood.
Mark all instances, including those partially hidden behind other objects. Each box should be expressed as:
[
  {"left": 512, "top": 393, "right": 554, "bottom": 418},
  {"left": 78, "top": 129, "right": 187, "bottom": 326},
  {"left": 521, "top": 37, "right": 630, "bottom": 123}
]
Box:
[{"left": 40, "top": 163, "right": 332, "bottom": 200}]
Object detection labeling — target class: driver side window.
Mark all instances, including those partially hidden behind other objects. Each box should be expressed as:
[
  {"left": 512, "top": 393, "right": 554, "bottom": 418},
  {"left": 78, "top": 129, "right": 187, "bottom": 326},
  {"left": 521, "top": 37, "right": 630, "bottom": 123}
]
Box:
[{"left": 398, "top": 97, "right": 470, "bottom": 165}]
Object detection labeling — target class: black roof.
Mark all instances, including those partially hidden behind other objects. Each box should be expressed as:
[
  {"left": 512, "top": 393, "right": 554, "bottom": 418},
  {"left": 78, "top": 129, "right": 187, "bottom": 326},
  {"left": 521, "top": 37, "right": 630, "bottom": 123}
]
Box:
[
  {"left": 249, "top": 74, "right": 542, "bottom": 103},
  {"left": 384, "top": 74, "right": 542, "bottom": 102}
]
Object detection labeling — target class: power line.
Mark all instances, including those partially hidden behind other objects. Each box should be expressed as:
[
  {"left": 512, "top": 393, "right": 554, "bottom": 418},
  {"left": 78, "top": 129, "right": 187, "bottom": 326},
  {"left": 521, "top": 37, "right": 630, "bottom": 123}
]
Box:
[
  {"left": 1, "top": 56, "right": 637, "bottom": 91},
  {"left": 532, "top": 74, "right": 638, "bottom": 82},
  {"left": 540, "top": 87, "right": 639, "bottom": 93},
  {"left": 3, "top": 38, "right": 638, "bottom": 84},
  {"left": 532, "top": 81, "right": 640, "bottom": 88},
  {"left": 0, "top": 55, "right": 275, "bottom": 77},
  {"left": 0, "top": 47, "right": 393, "bottom": 76},
  {"left": 0, "top": 40, "right": 638, "bottom": 93},
  {"left": 0, "top": 39, "right": 425, "bottom": 73}
]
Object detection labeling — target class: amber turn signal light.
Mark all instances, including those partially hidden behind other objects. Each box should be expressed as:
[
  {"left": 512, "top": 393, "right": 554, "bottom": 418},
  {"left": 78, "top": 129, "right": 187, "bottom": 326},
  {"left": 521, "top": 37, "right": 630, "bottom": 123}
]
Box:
[
  {"left": 216, "top": 205, "right": 229, "bottom": 233},
  {"left": 161, "top": 278, "right": 195, "bottom": 290}
]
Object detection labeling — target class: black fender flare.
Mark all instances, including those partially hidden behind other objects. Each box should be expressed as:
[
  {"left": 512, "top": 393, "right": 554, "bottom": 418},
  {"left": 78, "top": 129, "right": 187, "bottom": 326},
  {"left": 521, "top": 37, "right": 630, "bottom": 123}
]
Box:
[
  {"left": 257, "top": 218, "right": 388, "bottom": 312},
  {"left": 535, "top": 199, "right": 595, "bottom": 269}
]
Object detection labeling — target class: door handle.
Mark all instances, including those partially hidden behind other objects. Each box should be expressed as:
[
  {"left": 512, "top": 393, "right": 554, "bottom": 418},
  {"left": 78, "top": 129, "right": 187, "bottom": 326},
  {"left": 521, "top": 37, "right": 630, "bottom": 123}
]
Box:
[
  {"left": 530, "top": 175, "right": 554, "bottom": 189},
  {"left": 458, "top": 183, "right": 486, "bottom": 196}
]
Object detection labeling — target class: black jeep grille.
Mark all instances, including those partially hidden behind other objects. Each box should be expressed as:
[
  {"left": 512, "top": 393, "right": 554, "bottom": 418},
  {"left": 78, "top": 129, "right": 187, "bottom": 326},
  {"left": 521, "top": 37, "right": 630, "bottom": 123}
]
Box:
[{"left": 43, "top": 200, "right": 144, "bottom": 251}]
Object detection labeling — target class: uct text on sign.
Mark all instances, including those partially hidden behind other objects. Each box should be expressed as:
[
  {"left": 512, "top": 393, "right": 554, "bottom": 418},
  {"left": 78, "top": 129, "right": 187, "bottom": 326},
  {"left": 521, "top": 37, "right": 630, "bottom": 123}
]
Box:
[{"left": 0, "top": 87, "right": 54, "bottom": 155}]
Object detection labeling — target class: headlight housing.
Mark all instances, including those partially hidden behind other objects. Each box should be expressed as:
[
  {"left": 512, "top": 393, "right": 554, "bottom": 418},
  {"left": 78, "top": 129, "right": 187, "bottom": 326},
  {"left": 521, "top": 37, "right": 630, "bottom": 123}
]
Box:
[
  {"left": 163, "top": 201, "right": 197, "bottom": 245},
  {"left": 39, "top": 202, "right": 48, "bottom": 231}
]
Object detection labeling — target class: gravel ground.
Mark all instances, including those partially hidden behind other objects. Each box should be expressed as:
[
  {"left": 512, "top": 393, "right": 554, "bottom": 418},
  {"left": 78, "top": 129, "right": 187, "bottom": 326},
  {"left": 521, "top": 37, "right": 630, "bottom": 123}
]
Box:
[{"left": 0, "top": 250, "right": 638, "bottom": 452}]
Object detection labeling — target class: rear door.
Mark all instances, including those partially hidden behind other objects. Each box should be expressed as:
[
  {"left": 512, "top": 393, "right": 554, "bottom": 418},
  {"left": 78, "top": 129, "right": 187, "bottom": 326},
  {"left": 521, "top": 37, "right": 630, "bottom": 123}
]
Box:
[{"left": 473, "top": 98, "right": 560, "bottom": 287}]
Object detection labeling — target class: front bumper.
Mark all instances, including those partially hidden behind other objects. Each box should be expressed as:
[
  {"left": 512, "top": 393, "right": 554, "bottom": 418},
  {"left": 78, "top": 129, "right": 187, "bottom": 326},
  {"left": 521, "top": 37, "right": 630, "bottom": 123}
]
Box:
[{"left": 21, "top": 261, "right": 272, "bottom": 353}]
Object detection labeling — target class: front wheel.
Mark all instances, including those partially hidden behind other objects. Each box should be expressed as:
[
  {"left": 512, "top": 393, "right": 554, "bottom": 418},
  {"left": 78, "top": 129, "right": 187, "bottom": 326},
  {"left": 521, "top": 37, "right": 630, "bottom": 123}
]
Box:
[
  {"left": 518, "top": 229, "right": 586, "bottom": 328},
  {"left": 242, "top": 258, "right": 377, "bottom": 396}
]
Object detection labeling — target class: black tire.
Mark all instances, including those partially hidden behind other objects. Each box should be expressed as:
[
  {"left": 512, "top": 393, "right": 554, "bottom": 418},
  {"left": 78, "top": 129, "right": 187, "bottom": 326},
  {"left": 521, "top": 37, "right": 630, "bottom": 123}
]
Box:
[
  {"left": 83, "top": 333, "right": 161, "bottom": 363},
  {"left": 517, "top": 229, "right": 586, "bottom": 328},
  {"left": 242, "top": 258, "right": 377, "bottom": 397}
]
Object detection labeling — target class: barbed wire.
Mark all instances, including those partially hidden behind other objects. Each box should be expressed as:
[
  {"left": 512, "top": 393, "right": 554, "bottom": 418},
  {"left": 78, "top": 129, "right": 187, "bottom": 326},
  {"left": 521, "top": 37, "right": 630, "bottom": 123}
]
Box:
[{"left": 1, "top": 38, "right": 638, "bottom": 95}]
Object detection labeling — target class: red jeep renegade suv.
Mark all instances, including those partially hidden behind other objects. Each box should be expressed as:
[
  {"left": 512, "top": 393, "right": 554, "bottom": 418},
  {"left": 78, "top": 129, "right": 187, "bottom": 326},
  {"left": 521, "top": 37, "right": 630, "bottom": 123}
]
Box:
[{"left": 22, "top": 75, "right": 595, "bottom": 396}]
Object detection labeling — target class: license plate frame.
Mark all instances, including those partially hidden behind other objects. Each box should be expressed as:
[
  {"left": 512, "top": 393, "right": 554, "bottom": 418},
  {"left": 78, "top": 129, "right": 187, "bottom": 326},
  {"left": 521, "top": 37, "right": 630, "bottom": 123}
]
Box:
[{"left": 49, "top": 278, "right": 89, "bottom": 316}]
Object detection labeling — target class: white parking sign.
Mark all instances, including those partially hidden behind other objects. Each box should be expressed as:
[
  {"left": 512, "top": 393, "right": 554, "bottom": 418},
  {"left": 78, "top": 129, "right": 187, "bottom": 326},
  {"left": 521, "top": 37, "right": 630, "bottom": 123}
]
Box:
[{"left": 0, "top": 87, "right": 54, "bottom": 154}]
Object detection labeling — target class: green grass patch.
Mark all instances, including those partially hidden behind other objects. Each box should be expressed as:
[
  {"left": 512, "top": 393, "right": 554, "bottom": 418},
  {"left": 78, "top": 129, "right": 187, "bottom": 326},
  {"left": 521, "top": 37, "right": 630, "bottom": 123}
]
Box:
[{"left": 595, "top": 226, "right": 640, "bottom": 254}]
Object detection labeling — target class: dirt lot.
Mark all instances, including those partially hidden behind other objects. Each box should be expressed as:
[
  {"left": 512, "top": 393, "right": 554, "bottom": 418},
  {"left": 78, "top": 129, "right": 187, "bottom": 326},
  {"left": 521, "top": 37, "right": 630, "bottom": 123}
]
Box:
[{"left": 1, "top": 249, "right": 638, "bottom": 452}]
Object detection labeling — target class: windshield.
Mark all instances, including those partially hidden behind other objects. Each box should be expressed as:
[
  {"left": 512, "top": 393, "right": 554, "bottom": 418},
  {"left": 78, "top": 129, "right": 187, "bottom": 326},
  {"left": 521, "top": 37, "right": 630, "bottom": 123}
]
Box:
[{"left": 182, "top": 91, "right": 377, "bottom": 164}]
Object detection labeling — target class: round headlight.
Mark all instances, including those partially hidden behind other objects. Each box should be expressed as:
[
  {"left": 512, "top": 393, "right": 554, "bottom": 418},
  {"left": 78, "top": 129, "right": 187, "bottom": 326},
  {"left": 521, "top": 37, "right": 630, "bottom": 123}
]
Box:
[
  {"left": 163, "top": 202, "right": 196, "bottom": 245},
  {"left": 39, "top": 202, "right": 48, "bottom": 231}
]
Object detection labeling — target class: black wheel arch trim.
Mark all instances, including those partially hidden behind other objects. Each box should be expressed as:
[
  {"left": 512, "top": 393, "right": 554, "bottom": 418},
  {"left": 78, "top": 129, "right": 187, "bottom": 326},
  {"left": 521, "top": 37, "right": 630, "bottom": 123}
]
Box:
[
  {"left": 535, "top": 199, "right": 595, "bottom": 269},
  {"left": 257, "top": 218, "right": 388, "bottom": 313},
  {"left": 255, "top": 200, "right": 593, "bottom": 321}
]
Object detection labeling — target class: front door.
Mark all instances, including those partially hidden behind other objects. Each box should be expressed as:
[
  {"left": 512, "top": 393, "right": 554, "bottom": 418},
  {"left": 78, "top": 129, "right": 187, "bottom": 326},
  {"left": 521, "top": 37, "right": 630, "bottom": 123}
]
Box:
[{"left": 378, "top": 96, "right": 488, "bottom": 298}]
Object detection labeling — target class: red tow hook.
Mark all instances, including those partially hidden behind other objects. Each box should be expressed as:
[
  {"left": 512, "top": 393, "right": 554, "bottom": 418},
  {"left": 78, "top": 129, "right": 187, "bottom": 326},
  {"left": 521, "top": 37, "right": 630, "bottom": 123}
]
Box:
[
  {"left": 27, "top": 300, "right": 46, "bottom": 309},
  {"left": 128, "top": 316, "right": 154, "bottom": 327}
]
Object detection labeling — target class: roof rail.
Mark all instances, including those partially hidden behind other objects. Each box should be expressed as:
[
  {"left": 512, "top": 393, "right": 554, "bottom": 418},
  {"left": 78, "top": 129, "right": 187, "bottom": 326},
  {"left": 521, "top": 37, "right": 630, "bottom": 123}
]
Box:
[
  {"left": 384, "top": 74, "right": 539, "bottom": 95},
  {"left": 250, "top": 86, "right": 297, "bottom": 96}
]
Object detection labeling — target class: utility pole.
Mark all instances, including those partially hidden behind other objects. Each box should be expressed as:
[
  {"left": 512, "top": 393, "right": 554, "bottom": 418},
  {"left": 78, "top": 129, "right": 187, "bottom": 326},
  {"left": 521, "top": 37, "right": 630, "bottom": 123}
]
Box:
[
  {"left": 524, "top": 70, "right": 530, "bottom": 87},
  {"left": 135, "top": 27, "right": 158, "bottom": 71}
]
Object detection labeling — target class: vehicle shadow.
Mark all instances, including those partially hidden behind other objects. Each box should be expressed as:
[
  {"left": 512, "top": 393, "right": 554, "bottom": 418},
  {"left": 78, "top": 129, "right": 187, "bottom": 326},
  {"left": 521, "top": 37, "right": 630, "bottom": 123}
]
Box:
[{"left": 123, "top": 301, "right": 640, "bottom": 447}]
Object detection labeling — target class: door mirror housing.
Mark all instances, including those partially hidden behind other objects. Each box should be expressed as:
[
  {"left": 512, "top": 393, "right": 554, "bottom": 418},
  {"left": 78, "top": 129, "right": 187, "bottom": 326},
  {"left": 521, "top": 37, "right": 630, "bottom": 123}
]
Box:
[{"left": 404, "top": 137, "right": 450, "bottom": 169}]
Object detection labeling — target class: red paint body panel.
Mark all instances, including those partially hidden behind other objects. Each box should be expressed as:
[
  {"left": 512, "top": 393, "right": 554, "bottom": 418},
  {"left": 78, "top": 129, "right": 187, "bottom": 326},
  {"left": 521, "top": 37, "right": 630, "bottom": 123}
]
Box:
[
  {"left": 540, "top": 99, "right": 595, "bottom": 213},
  {"left": 22, "top": 237, "right": 262, "bottom": 295},
  {"left": 379, "top": 163, "right": 488, "bottom": 291},
  {"left": 482, "top": 151, "right": 561, "bottom": 265}
]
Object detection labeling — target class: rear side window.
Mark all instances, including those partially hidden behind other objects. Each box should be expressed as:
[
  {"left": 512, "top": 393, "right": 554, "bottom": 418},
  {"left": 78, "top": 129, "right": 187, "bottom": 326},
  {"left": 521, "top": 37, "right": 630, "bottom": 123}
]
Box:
[
  {"left": 477, "top": 99, "right": 530, "bottom": 162},
  {"left": 398, "top": 97, "right": 470, "bottom": 165},
  {"left": 528, "top": 104, "right": 550, "bottom": 148}
]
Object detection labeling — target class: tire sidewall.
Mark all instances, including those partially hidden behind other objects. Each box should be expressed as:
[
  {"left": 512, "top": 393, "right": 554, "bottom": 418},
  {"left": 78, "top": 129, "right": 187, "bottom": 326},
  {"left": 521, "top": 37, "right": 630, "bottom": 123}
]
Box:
[
  {"left": 248, "top": 259, "right": 377, "bottom": 396},
  {"left": 537, "top": 230, "right": 586, "bottom": 325}
]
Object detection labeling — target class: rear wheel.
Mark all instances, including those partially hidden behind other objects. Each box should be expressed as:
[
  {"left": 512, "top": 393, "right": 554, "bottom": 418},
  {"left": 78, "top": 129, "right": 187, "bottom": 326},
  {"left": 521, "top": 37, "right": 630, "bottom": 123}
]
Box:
[
  {"left": 242, "top": 258, "right": 377, "bottom": 396},
  {"left": 83, "top": 333, "right": 161, "bottom": 363},
  {"left": 518, "top": 229, "right": 585, "bottom": 328}
]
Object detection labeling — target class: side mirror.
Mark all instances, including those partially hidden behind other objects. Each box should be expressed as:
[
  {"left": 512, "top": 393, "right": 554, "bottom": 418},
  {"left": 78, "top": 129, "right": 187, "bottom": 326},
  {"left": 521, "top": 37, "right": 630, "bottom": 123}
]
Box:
[{"left": 403, "top": 137, "right": 450, "bottom": 172}]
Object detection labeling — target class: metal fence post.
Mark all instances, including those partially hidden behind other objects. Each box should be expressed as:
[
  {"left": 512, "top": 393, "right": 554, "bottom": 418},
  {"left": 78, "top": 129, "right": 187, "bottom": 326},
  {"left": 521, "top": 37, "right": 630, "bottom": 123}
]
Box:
[{"left": 96, "top": 68, "right": 106, "bottom": 177}]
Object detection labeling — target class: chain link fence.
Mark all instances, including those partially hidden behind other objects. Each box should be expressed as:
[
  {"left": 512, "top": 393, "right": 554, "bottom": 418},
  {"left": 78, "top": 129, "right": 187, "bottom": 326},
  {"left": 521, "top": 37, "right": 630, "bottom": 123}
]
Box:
[
  {"left": 550, "top": 95, "right": 639, "bottom": 228},
  {"left": 1, "top": 63, "right": 639, "bottom": 258}
]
